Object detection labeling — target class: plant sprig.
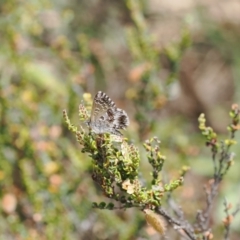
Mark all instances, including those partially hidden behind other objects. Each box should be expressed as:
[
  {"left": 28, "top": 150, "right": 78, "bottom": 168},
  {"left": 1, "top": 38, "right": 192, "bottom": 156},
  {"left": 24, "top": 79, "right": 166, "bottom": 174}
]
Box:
[{"left": 63, "top": 93, "right": 184, "bottom": 212}]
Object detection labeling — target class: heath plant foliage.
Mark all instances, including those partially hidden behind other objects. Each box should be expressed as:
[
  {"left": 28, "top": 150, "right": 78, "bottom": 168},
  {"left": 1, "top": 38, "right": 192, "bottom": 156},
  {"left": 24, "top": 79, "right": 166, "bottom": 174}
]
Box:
[
  {"left": 63, "top": 93, "right": 186, "bottom": 213},
  {"left": 1, "top": 0, "right": 240, "bottom": 239},
  {"left": 64, "top": 95, "right": 240, "bottom": 239}
]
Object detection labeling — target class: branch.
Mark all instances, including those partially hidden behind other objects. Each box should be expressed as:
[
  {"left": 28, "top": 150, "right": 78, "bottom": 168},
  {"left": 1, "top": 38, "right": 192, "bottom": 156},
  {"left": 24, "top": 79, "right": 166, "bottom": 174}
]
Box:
[{"left": 156, "top": 207, "right": 196, "bottom": 240}]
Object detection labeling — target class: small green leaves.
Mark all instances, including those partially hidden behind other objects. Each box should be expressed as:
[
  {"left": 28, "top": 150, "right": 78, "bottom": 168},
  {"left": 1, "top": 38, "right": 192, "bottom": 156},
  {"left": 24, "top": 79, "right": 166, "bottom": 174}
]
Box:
[
  {"left": 144, "top": 137, "right": 166, "bottom": 184},
  {"left": 198, "top": 114, "right": 217, "bottom": 139},
  {"left": 199, "top": 104, "right": 240, "bottom": 151},
  {"left": 164, "top": 177, "right": 184, "bottom": 192},
  {"left": 224, "top": 139, "right": 237, "bottom": 146},
  {"left": 179, "top": 166, "right": 190, "bottom": 177},
  {"left": 79, "top": 103, "right": 89, "bottom": 121},
  {"left": 64, "top": 92, "right": 186, "bottom": 211},
  {"left": 198, "top": 113, "right": 218, "bottom": 151},
  {"left": 98, "top": 202, "right": 106, "bottom": 209},
  {"left": 63, "top": 110, "right": 78, "bottom": 133},
  {"left": 106, "top": 202, "right": 115, "bottom": 210},
  {"left": 228, "top": 104, "right": 240, "bottom": 136},
  {"left": 198, "top": 104, "right": 240, "bottom": 181},
  {"left": 92, "top": 202, "right": 115, "bottom": 210}
]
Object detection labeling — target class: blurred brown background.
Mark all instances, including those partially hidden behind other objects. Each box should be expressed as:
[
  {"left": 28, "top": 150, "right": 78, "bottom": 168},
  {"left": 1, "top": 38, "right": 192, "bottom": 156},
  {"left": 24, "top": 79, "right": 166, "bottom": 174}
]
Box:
[{"left": 0, "top": 0, "right": 240, "bottom": 239}]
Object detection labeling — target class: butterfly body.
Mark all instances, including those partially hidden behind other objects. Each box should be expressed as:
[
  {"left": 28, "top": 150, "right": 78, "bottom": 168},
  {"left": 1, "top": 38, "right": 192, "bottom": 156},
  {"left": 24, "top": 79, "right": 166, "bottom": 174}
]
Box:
[{"left": 87, "top": 91, "right": 129, "bottom": 136}]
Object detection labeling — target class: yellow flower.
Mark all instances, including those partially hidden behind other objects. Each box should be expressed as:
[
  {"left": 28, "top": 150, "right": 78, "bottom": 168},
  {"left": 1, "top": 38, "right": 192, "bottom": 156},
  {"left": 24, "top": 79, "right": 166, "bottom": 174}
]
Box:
[{"left": 122, "top": 179, "right": 135, "bottom": 194}]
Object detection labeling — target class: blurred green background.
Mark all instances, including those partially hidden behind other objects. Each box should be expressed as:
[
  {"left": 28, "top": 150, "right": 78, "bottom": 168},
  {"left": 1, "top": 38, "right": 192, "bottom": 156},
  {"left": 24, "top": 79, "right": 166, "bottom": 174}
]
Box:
[{"left": 1, "top": 0, "right": 240, "bottom": 239}]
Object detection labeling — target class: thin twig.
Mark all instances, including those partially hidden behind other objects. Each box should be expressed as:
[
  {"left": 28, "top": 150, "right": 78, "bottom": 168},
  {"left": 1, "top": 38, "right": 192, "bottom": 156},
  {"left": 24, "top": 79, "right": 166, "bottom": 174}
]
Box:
[{"left": 156, "top": 207, "right": 196, "bottom": 240}]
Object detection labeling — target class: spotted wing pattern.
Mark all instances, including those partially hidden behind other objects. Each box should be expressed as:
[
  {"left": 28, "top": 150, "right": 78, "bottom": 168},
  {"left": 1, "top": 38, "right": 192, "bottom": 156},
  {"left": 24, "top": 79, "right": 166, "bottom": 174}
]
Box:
[{"left": 88, "top": 91, "right": 129, "bottom": 135}]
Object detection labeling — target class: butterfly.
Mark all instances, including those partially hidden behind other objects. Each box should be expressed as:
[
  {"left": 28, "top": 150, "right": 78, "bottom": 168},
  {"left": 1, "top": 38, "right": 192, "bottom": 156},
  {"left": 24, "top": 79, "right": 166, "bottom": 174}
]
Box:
[{"left": 87, "top": 91, "right": 129, "bottom": 136}]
